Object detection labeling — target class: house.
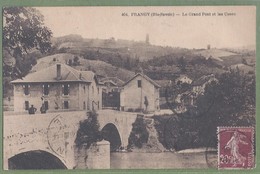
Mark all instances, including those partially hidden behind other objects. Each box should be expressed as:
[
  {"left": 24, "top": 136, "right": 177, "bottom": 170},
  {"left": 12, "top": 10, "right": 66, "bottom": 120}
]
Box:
[
  {"left": 192, "top": 74, "right": 218, "bottom": 96},
  {"left": 11, "top": 63, "right": 102, "bottom": 113},
  {"left": 120, "top": 73, "right": 160, "bottom": 112},
  {"left": 175, "top": 75, "right": 192, "bottom": 85},
  {"left": 172, "top": 88, "right": 195, "bottom": 113}
]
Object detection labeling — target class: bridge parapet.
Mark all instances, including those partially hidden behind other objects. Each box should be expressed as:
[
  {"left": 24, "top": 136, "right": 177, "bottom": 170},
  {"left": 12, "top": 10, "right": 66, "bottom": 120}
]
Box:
[{"left": 4, "top": 111, "right": 87, "bottom": 170}]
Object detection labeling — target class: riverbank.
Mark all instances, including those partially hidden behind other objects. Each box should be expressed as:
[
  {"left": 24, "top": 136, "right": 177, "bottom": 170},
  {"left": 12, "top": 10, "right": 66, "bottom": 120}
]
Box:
[
  {"left": 129, "top": 147, "right": 217, "bottom": 153},
  {"left": 177, "top": 147, "right": 217, "bottom": 153},
  {"left": 111, "top": 151, "right": 217, "bottom": 169}
]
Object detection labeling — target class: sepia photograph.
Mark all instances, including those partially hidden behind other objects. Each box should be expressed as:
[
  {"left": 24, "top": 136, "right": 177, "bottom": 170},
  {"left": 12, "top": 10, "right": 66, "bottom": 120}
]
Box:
[{"left": 2, "top": 6, "right": 256, "bottom": 170}]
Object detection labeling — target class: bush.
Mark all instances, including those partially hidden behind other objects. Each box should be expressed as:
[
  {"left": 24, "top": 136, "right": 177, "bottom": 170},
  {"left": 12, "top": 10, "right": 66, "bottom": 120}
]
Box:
[
  {"left": 74, "top": 111, "right": 102, "bottom": 148},
  {"left": 128, "top": 115, "right": 149, "bottom": 149},
  {"left": 153, "top": 115, "right": 203, "bottom": 151}
]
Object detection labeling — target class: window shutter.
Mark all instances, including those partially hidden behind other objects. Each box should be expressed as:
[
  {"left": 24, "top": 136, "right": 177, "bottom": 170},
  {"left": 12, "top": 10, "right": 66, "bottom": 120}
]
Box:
[
  {"left": 44, "top": 101, "right": 49, "bottom": 110},
  {"left": 62, "top": 85, "right": 64, "bottom": 95},
  {"left": 25, "top": 101, "right": 29, "bottom": 110},
  {"left": 24, "top": 84, "right": 30, "bottom": 95}
]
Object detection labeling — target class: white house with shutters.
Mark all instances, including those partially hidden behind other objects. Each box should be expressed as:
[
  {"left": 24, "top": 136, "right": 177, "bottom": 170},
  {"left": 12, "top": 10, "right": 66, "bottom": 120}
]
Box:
[{"left": 11, "top": 63, "right": 101, "bottom": 113}]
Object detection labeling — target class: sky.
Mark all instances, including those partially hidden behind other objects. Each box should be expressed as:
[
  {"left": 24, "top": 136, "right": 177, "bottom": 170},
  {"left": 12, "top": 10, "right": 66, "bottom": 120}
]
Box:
[{"left": 37, "top": 6, "right": 256, "bottom": 49}]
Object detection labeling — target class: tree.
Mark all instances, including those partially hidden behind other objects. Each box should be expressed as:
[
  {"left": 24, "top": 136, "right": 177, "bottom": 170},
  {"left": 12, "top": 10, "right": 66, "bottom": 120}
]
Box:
[
  {"left": 176, "top": 56, "right": 187, "bottom": 72},
  {"left": 195, "top": 69, "right": 255, "bottom": 146},
  {"left": 68, "top": 59, "right": 73, "bottom": 66},
  {"left": 3, "top": 7, "right": 52, "bottom": 77},
  {"left": 128, "top": 115, "right": 149, "bottom": 149},
  {"left": 165, "top": 82, "right": 192, "bottom": 109},
  {"left": 75, "top": 111, "right": 102, "bottom": 148},
  {"left": 73, "top": 56, "right": 80, "bottom": 66},
  {"left": 242, "top": 58, "right": 248, "bottom": 65}
]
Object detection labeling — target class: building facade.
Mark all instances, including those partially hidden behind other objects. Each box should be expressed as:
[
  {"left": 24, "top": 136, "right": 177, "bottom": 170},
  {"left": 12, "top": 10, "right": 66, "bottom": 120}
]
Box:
[
  {"left": 11, "top": 64, "right": 102, "bottom": 113},
  {"left": 120, "top": 73, "right": 160, "bottom": 112}
]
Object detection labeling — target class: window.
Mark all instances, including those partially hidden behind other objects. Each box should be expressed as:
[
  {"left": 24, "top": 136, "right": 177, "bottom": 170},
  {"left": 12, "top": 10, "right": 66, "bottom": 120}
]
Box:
[
  {"left": 137, "top": 80, "right": 142, "bottom": 88},
  {"left": 83, "top": 101, "right": 86, "bottom": 110},
  {"left": 25, "top": 101, "right": 29, "bottom": 110},
  {"left": 24, "top": 84, "right": 30, "bottom": 95},
  {"left": 64, "top": 101, "right": 69, "bottom": 109},
  {"left": 63, "top": 84, "right": 70, "bottom": 95},
  {"left": 44, "top": 101, "right": 49, "bottom": 110},
  {"left": 43, "top": 84, "right": 49, "bottom": 95}
]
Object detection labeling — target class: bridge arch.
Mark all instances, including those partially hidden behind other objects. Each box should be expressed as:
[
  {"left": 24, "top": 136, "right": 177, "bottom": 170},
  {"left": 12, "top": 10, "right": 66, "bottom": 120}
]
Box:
[
  {"left": 8, "top": 150, "right": 67, "bottom": 169},
  {"left": 101, "top": 123, "right": 122, "bottom": 151}
]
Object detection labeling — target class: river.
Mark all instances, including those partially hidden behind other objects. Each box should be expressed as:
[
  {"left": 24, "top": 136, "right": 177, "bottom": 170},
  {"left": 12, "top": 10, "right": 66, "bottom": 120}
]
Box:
[{"left": 111, "top": 152, "right": 217, "bottom": 169}]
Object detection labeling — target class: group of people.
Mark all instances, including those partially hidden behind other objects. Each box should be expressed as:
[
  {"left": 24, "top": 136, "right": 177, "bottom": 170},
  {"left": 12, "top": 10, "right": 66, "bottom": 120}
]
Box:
[{"left": 28, "top": 104, "right": 47, "bottom": 114}]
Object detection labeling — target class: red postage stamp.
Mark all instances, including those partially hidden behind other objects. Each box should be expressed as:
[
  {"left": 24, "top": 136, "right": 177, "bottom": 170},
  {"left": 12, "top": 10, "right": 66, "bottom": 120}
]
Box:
[{"left": 218, "top": 127, "right": 254, "bottom": 169}]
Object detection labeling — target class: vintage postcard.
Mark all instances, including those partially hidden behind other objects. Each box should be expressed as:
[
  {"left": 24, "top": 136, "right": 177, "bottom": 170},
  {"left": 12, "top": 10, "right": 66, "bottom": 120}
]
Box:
[{"left": 2, "top": 5, "right": 256, "bottom": 171}]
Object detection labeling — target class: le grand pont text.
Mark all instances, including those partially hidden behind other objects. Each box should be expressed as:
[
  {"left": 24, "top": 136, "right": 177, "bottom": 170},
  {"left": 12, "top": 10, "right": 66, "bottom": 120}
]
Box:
[{"left": 122, "top": 12, "right": 236, "bottom": 17}]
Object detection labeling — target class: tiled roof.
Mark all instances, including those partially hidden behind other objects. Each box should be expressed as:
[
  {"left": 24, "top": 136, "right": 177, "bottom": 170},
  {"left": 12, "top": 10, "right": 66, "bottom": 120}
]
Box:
[
  {"left": 154, "top": 80, "right": 172, "bottom": 87},
  {"left": 123, "top": 73, "right": 161, "bottom": 88},
  {"left": 192, "top": 74, "right": 215, "bottom": 86},
  {"left": 100, "top": 77, "right": 125, "bottom": 86},
  {"left": 175, "top": 74, "right": 192, "bottom": 81},
  {"left": 11, "top": 63, "right": 95, "bottom": 83}
]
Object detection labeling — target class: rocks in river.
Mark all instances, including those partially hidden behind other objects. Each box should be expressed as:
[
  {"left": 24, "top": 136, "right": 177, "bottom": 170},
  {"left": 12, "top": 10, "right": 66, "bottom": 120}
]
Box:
[{"left": 131, "top": 117, "right": 165, "bottom": 153}]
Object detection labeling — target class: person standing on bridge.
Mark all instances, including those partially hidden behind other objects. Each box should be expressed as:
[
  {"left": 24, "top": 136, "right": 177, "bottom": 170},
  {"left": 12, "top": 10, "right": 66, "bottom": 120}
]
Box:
[
  {"left": 40, "top": 104, "right": 47, "bottom": 114},
  {"left": 144, "top": 96, "right": 149, "bottom": 112},
  {"left": 28, "top": 105, "right": 37, "bottom": 114}
]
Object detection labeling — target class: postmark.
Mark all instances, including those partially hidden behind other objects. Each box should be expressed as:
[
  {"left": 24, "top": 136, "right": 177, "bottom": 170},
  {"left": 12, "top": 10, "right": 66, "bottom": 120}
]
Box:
[
  {"left": 217, "top": 127, "right": 254, "bottom": 169},
  {"left": 47, "top": 114, "right": 66, "bottom": 158}
]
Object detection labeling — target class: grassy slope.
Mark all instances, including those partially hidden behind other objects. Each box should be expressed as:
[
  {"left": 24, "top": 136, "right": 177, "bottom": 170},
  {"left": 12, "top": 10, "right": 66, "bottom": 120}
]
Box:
[{"left": 193, "top": 48, "right": 237, "bottom": 61}]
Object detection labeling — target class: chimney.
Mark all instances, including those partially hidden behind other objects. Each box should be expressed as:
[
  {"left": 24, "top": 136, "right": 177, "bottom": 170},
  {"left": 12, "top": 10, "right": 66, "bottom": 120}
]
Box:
[{"left": 57, "top": 64, "right": 61, "bottom": 80}]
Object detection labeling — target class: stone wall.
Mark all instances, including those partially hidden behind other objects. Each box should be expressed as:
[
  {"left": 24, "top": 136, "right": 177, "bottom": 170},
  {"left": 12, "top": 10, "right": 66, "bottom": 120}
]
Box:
[
  {"left": 3, "top": 111, "right": 86, "bottom": 169},
  {"left": 75, "top": 140, "right": 110, "bottom": 169}
]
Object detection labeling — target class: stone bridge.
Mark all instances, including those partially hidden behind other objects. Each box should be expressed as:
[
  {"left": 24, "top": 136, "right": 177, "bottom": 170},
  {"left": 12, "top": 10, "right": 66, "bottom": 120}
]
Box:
[
  {"left": 97, "top": 110, "right": 137, "bottom": 150},
  {"left": 3, "top": 110, "right": 138, "bottom": 170}
]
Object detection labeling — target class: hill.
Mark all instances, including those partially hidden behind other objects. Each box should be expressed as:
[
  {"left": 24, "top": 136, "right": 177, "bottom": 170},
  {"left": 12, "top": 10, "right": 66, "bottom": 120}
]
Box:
[
  {"left": 31, "top": 53, "right": 135, "bottom": 81},
  {"left": 52, "top": 35, "right": 189, "bottom": 61},
  {"left": 229, "top": 64, "right": 255, "bottom": 74},
  {"left": 51, "top": 35, "right": 256, "bottom": 79},
  {"left": 193, "top": 48, "right": 237, "bottom": 61}
]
